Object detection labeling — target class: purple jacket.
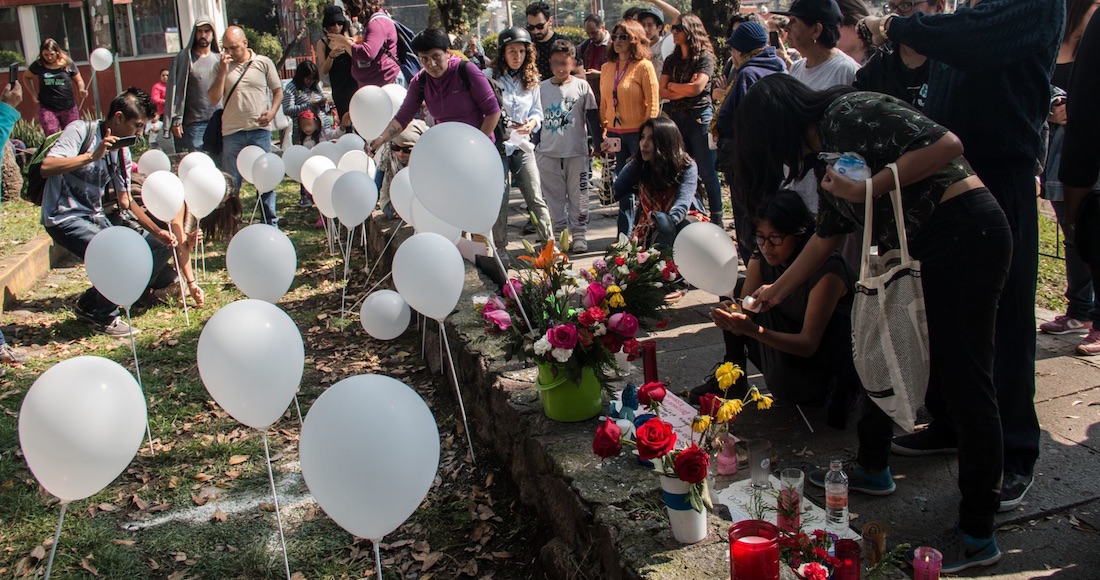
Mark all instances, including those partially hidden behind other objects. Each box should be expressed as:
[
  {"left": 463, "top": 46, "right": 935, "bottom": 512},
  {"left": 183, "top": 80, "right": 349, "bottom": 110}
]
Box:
[
  {"left": 394, "top": 57, "right": 500, "bottom": 140},
  {"left": 350, "top": 11, "right": 401, "bottom": 87}
]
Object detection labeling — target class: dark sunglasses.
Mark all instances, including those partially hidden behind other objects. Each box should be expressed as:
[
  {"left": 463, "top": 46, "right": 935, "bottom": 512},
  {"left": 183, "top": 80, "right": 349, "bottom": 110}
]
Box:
[
  {"left": 670, "top": 24, "right": 685, "bottom": 32},
  {"left": 612, "top": 33, "right": 632, "bottom": 41},
  {"left": 526, "top": 22, "right": 547, "bottom": 31},
  {"left": 392, "top": 145, "right": 414, "bottom": 153}
]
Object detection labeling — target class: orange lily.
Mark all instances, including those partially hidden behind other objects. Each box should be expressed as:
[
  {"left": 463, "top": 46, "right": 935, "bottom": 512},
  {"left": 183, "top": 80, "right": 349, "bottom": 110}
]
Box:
[{"left": 518, "top": 241, "right": 566, "bottom": 271}]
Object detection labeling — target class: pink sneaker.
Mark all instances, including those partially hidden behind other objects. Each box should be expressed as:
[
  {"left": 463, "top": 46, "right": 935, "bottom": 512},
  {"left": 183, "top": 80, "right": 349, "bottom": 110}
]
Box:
[
  {"left": 1076, "top": 329, "right": 1100, "bottom": 356},
  {"left": 1039, "top": 315, "right": 1091, "bottom": 335}
]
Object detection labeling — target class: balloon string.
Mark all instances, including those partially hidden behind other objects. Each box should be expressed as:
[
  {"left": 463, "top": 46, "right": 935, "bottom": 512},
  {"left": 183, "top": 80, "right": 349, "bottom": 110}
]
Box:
[
  {"left": 342, "top": 228, "right": 353, "bottom": 320},
  {"left": 486, "top": 232, "right": 533, "bottom": 333},
  {"left": 374, "top": 540, "right": 383, "bottom": 580},
  {"left": 440, "top": 322, "right": 476, "bottom": 465},
  {"left": 200, "top": 236, "right": 207, "bottom": 281},
  {"left": 438, "top": 321, "right": 444, "bottom": 376},
  {"left": 263, "top": 432, "right": 292, "bottom": 580},
  {"left": 248, "top": 192, "right": 260, "bottom": 226},
  {"left": 126, "top": 308, "right": 155, "bottom": 457},
  {"left": 293, "top": 395, "right": 303, "bottom": 426},
  {"left": 361, "top": 225, "right": 368, "bottom": 273},
  {"left": 44, "top": 502, "right": 67, "bottom": 580},
  {"left": 364, "top": 220, "right": 403, "bottom": 287},
  {"left": 347, "top": 271, "right": 392, "bottom": 317},
  {"left": 171, "top": 246, "right": 190, "bottom": 326}
]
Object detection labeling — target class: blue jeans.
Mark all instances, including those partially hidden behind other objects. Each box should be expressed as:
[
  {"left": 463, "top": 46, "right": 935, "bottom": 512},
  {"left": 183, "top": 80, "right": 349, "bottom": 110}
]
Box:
[
  {"left": 175, "top": 121, "right": 208, "bottom": 153},
  {"left": 46, "top": 215, "right": 174, "bottom": 324},
  {"left": 668, "top": 108, "right": 722, "bottom": 219},
  {"left": 223, "top": 128, "right": 277, "bottom": 225},
  {"left": 610, "top": 131, "right": 640, "bottom": 236}
]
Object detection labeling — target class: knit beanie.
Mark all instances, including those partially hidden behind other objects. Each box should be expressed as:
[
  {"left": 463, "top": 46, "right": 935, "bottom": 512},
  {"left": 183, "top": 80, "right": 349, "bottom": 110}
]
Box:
[
  {"left": 410, "top": 29, "right": 451, "bottom": 54},
  {"left": 727, "top": 21, "right": 767, "bottom": 53}
]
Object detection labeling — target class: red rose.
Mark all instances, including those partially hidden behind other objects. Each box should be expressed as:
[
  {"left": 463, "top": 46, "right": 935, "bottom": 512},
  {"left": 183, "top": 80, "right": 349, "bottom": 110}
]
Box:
[
  {"left": 601, "top": 333, "right": 623, "bottom": 353},
  {"left": 635, "top": 418, "right": 676, "bottom": 460},
  {"left": 673, "top": 444, "right": 710, "bottom": 484},
  {"left": 638, "top": 381, "right": 667, "bottom": 407},
  {"left": 621, "top": 338, "right": 641, "bottom": 361},
  {"left": 803, "top": 563, "right": 828, "bottom": 580},
  {"left": 592, "top": 418, "right": 623, "bottom": 459},
  {"left": 615, "top": 257, "right": 626, "bottom": 266},
  {"left": 629, "top": 272, "right": 638, "bottom": 280},
  {"left": 699, "top": 393, "right": 722, "bottom": 417}
]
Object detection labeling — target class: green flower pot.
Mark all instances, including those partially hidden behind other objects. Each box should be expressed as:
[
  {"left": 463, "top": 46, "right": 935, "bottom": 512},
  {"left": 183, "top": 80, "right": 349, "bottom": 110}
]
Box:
[{"left": 535, "top": 362, "right": 603, "bottom": 422}]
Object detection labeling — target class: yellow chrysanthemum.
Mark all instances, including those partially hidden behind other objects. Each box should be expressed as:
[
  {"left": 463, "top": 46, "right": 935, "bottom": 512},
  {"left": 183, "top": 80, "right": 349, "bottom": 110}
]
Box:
[
  {"left": 692, "top": 415, "right": 711, "bottom": 433},
  {"left": 750, "top": 387, "right": 762, "bottom": 402},
  {"left": 716, "top": 399, "right": 741, "bottom": 423},
  {"left": 714, "top": 362, "right": 744, "bottom": 391},
  {"left": 757, "top": 396, "right": 773, "bottom": 410},
  {"left": 609, "top": 293, "right": 625, "bottom": 308}
]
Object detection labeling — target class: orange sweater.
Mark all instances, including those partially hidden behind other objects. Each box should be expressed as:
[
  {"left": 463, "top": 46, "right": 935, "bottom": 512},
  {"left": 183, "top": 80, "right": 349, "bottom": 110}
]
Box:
[{"left": 599, "top": 58, "right": 659, "bottom": 134}]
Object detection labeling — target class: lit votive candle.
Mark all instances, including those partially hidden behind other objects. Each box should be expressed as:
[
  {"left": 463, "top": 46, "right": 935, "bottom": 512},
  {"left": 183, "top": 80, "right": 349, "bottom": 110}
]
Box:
[{"left": 912, "top": 547, "right": 943, "bottom": 580}]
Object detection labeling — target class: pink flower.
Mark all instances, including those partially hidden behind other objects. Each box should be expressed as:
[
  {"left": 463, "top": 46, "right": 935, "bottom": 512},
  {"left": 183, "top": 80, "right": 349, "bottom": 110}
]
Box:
[
  {"left": 547, "top": 324, "right": 579, "bottom": 350},
  {"left": 601, "top": 273, "right": 617, "bottom": 287},
  {"left": 608, "top": 312, "right": 639, "bottom": 338},
  {"left": 481, "top": 297, "right": 512, "bottom": 331},
  {"left": 584, "top": 284, "right": 606, "bottom": 308},
  {"left": 503, "top": 278, "right": 523, "bottom": 300},
  {"left": 592, "top": 258, "right": 608, "bottom": 272}
]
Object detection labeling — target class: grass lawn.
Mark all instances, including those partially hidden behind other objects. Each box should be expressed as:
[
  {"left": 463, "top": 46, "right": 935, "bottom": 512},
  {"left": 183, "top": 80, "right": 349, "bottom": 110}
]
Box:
[
  {"left": 0, "top": 180, "right": 548, "bottom": 579},
  {"left": 1, "top": 197, "right": 45, "bottom": 262}
]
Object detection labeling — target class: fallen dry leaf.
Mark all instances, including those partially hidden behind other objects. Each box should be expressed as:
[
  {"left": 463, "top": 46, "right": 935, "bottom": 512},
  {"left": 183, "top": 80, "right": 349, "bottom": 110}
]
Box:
[
  {"left": 112, "top": 539, "right": 136, "bottom": 547},
  {"left": 29, "top": 545, "right": 45, "bottom": 560},
  {"left": 420, "top": 551, "right": 443, "bottom": 572},
  {"left": 212, "top": 508, "right": 227, "bottom": 523},
  {"left": 259, "top": 502, "right": 276, "bottom": 512},
  {"left": 80, "top": 555, "right": 99, "bottom": 576},
  {"left": 228, "top": 455, "right": 249, "bottom": 465}
]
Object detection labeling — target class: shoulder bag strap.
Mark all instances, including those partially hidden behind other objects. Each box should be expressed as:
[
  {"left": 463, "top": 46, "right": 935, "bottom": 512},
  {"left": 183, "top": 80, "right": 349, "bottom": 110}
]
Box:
[
  {"left": 369, "top": 12, "right": 399, "bottom": 64},
  {"left": 224, "top": 60, "right": 254, "bottom": 106},
  {"left": 859, "top": 162, "right": 907, "bottom": 280}
]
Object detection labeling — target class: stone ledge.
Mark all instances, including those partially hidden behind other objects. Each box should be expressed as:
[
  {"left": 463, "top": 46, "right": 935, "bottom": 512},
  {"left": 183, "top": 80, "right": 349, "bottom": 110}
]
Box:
[{"left": 0, "top": 233, "right": 61, "bottom": 315}]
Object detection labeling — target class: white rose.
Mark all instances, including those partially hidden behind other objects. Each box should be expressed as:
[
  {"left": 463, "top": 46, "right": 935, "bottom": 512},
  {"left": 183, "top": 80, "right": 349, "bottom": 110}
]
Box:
[
  {"left": 618, "top": 265, "right": 630, "bottom": 276},
  {"left": 593, "top": 323, "right": 607, "bottom": 336},
  {"left": 534, "top": 336, "right": 553, "bottom": 355},
  {"left": 551, "top": 348, "right": 573, "bottom": 363}
]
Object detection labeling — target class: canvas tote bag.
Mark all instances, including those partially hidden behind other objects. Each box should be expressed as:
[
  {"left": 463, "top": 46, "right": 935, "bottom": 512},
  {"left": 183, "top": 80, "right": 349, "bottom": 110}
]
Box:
[{"left": 851, "top": 162, "right": 930, "bottom": 433}]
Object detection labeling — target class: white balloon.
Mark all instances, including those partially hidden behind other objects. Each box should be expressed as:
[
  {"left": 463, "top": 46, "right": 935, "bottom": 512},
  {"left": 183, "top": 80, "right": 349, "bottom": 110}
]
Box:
[
  {"left": 360, "top": 290, "right": 411, "bottom": 340},
  {"left": 410, "top": 198, "right": 461, "bottom": 242},
  {"left": 332, "top": 171, "right": 379, "bottom": 227},
  {"left": 251, "top": 152, "right": 285, "bottom": 193},
  {"left": 197, "top": 300, "right": 304, "bottom": 430},
  {"left": 381, "top": 84, "right": 407, "bottom": 115},
  {"left": 337, "top": 149, "right": 377, "bottom": 179},
  {"left": 312, "top": 141, "right": 344, "bottom": 166},
  {"left": 409, "top": 122, "right": 504, "bottom": 234},
  {"left": 300, "top": 155, "right": 335, "bottom": 194},
  {"left": 672, "top": 221, "right": 740, "bottom": 297},
  {"left": 226, "top": 224, "right": 297, "bottom": 303},
  {"left": 282, "top": 144, "right": 312, "bottom": 182},
  {"left": 142, "top": 170, "right": 185, "bottom": 222},
  {"left": 236, "top": 145, "right": 266, "bottom": 184},
  {"left": 178, "top": 151, "right": 216, "bottom": 184},
  {"left": 336, "top": 132, "right": 366, "bottom": 154},
  {"left": 659, "top": 34, "right": 675, "bottom": 59},
  {"left": 19, "top": 356, "right": 147, "bottom": 502},
  {"left": 183, "top": 169, "right": 226, "bottom": 219},
  {"left": 389, "top": 167, "right": 415, "bottom": 220},
  {"left": 393, "top": 232, "right": 465, "bottom": 321},
  {"left": 349, "top": 85, "right": 394, "bottom": 141},
  {"left": 86, "top": 227, "right": 152, "bottom": 308},
  {"left": 312, "top": 168, "right": 345, "bottom": 219},
  {"left": 299, "top": 375, "right": 439, "bottom": 541},
  {"left": 137, "top": 149, "right": 170, "bottom": 175},
  {"left": 90, "top": 47, "right": 114, "bottom": 72}
]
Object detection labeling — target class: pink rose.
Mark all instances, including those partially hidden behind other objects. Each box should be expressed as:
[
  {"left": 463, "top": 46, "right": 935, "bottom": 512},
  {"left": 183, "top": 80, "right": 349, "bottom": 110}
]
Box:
[
  {"left": 482, "top": 300, "right": 512, "bottom": 331},
  {"left": 608, "top": 312, "right": 639, "bottom": 338},
  {"left": 503, "top": 278, "right": 523, "bottom": 300},
  {"left": 547, "top": 324, "right": 579, "bottom": 350},
  {"left": 584, "top": 284, "right": 606, "bottom": 308}
]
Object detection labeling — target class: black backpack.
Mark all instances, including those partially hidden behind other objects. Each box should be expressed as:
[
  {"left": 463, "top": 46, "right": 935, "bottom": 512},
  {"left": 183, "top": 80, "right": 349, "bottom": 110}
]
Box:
[{"left": 22, "top": 120, "right": 95, "bottom": 205}]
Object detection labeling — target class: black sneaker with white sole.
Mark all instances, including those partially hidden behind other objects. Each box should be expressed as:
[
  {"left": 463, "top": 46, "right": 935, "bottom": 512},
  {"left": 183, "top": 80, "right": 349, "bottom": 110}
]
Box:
[
  {"left": 891, "top": 424, "right": 958, "bottom": 456},
  {"left": 998, "top": 472, "right": 1034, "bottom": 512}
]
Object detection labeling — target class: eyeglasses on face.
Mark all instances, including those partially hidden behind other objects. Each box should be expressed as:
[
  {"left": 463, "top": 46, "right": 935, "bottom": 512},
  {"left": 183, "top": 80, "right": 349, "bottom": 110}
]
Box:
[
  {"left": 392, "top": 145, "right": 413, "bottom": 153},
  {"left": 883, "top": 0, "right": 927, "bottom": 14},
  {"left": 670, "top": 24, "right": 685, "bottom": 32},
  {"left": 526, "top": 22, "right": 547, "bottom": 31},
  {"left": 754, "top": 233, "right": 790, "bottom": 247},
  {"left": 612, "top": 33, "right": 632, "bottom": 41}
]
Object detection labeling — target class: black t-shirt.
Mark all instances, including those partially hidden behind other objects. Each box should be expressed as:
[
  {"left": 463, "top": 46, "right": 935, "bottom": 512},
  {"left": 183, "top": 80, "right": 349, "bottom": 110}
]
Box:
[
  {"left": 29, "top": 61, "right": 78, "bottom": 111},
  {"left": 661, "top": 50, "right": 715, "bottom": 113},
  {"left": 852, "top": 44, "right": 929, "bottom": 110},
  {"left": 534, "top": 33, "right": 573, "bottom": 81}
]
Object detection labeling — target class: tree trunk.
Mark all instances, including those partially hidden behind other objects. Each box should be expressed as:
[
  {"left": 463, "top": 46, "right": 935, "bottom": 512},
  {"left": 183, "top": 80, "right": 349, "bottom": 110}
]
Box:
[{"left": 692, "top": 0, "right": 738, "bottom": 41}]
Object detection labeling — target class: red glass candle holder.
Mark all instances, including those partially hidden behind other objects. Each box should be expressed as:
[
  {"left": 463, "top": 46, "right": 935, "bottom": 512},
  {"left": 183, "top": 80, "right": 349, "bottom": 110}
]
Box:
[
  {"left": 641, "top": 339, "right": 658, "bottom": 383},
  {"left": 913, "top": 547, "right": 942, "bottom": 580},
  {"left": 729, "top": 520, "right": 780, "bottom": 580},
  {"left": 834, "top": 539, "right": 861, "bottom": 580}
]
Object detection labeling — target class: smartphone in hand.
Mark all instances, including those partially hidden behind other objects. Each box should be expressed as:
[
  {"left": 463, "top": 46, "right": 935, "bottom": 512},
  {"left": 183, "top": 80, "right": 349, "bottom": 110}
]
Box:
[
  {"left": 606, "top": 137, "right": 622, "bottom": 153},
  {"left": 108, "top": 135, "right": 139, "bottom": 151},
  {"left": 768, "top": 30, "right": 781, "bottom": 47},
  {"left": 8, "top": 63, "right": 17, "bottom": 89}
]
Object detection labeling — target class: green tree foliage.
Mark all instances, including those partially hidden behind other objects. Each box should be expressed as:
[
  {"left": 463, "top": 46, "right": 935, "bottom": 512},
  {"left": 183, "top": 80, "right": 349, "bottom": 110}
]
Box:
[
  {"left": 0, "top": 51, "right": 25, "bottom": 67},
  {"left": 227, "top": 0, "right": 278, "bottom": 35},
  {"left": 242, "top": 27, "right": 285, "bottom": 63}
]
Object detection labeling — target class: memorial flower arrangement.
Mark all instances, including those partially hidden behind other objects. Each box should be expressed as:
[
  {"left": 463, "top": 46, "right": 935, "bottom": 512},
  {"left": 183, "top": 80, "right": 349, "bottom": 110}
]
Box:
[
  {"left": 692, "top": 362, "right": 773, "bottom": 455},
  {"left": 475, "top": 234, "right": 680, "bottom": 382}
]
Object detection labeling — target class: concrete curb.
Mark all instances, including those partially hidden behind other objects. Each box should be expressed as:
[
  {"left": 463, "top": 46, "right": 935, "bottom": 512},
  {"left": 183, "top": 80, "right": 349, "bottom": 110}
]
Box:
[{"left": 0, "top": 233, "right": 61, "bottom": 315}]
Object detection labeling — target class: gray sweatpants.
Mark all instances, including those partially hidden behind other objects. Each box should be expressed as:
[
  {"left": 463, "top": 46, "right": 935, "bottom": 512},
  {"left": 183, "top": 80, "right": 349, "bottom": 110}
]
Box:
[{"left": 536, "top": 153, "right": 590, "bottom": 239}]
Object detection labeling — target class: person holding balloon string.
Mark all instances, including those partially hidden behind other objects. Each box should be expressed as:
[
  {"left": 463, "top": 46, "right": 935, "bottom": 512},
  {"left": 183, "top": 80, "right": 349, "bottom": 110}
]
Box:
[
  {"left": 293, "top": 110, "right": 342, "bottom": 228},
  {"left": 699, "top": 190, "right": 859, "bottom": 430},
  {"left": 40, "top": 88, "right": 178, "bottom": 337}
]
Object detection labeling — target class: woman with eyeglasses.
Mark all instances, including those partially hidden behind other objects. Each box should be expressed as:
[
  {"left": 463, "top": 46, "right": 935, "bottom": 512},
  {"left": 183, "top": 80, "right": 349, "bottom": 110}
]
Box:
[
  {"left": 701, "top": 190, "right": 858, "bottom": 423},
  {"left": 735, "top": 74, "right": 1010, "bottom": 565},
  {"left": 599, "top": 19, "right": 660, "bottom": 237},
  {"left": 852, "top": 0, "right": 945, "bottom": 109},
  {"left": 659, "top": 13, "right": 723, "bottom": 227}
]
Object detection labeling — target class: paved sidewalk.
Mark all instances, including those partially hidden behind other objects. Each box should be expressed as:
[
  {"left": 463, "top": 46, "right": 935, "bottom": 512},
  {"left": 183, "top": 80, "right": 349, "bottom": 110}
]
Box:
[{"left": 496, "top": 187, "right": 1100, "bottom": 578}]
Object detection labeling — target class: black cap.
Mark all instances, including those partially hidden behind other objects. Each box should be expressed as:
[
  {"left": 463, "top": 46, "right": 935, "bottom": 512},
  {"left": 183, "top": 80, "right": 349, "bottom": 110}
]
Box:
[
  {"left": 322, "top": 5, "right": 347, "bottom": 27},
  {"left": 773, "top": 0, "right": 842, "bottom": 26},
  {"left": 637, "top": 7, "right": 664, "bottom": 26}
]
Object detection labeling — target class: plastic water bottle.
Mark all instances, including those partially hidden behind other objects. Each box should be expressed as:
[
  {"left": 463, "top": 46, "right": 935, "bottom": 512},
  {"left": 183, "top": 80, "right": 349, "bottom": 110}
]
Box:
[
  {"left": 825, "top": 460, "right": 849, "bottom": 533},
  {"left": 833, "top": 152, "right": 872, "bottom": 182}
]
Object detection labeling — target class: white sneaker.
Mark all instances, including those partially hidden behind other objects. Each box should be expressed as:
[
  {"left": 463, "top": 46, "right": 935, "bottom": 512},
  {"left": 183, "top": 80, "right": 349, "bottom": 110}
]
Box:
[{"left": 572, "top": 238, "right": 588, "bottom": 253}]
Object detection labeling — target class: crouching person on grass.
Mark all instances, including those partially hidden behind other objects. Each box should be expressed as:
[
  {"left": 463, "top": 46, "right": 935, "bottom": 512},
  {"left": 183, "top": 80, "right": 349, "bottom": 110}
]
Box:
[{"left": 41, "top": 88, "right": 178, "bottom": 336}]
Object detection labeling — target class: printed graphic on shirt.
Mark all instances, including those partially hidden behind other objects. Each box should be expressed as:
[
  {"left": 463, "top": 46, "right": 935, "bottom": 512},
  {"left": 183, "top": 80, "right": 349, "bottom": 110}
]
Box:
[{"left": 544, "top": 97, "right": 578, "bottom": 135}]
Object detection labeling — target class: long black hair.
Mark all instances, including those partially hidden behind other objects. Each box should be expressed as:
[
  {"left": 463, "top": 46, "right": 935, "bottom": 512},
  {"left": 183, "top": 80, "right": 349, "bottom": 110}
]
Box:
[
  {"left": 634, "top": 116, "right": 693, "bottom": 192},
  {"left": 292, "top": 60, "right": 320, "bottom": 91},
  {"left": 730, "top": 74, "right": 855, "bottom": 218},
  {"left": 753, "top": 189, "right": 815, "bottom": 258}
]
